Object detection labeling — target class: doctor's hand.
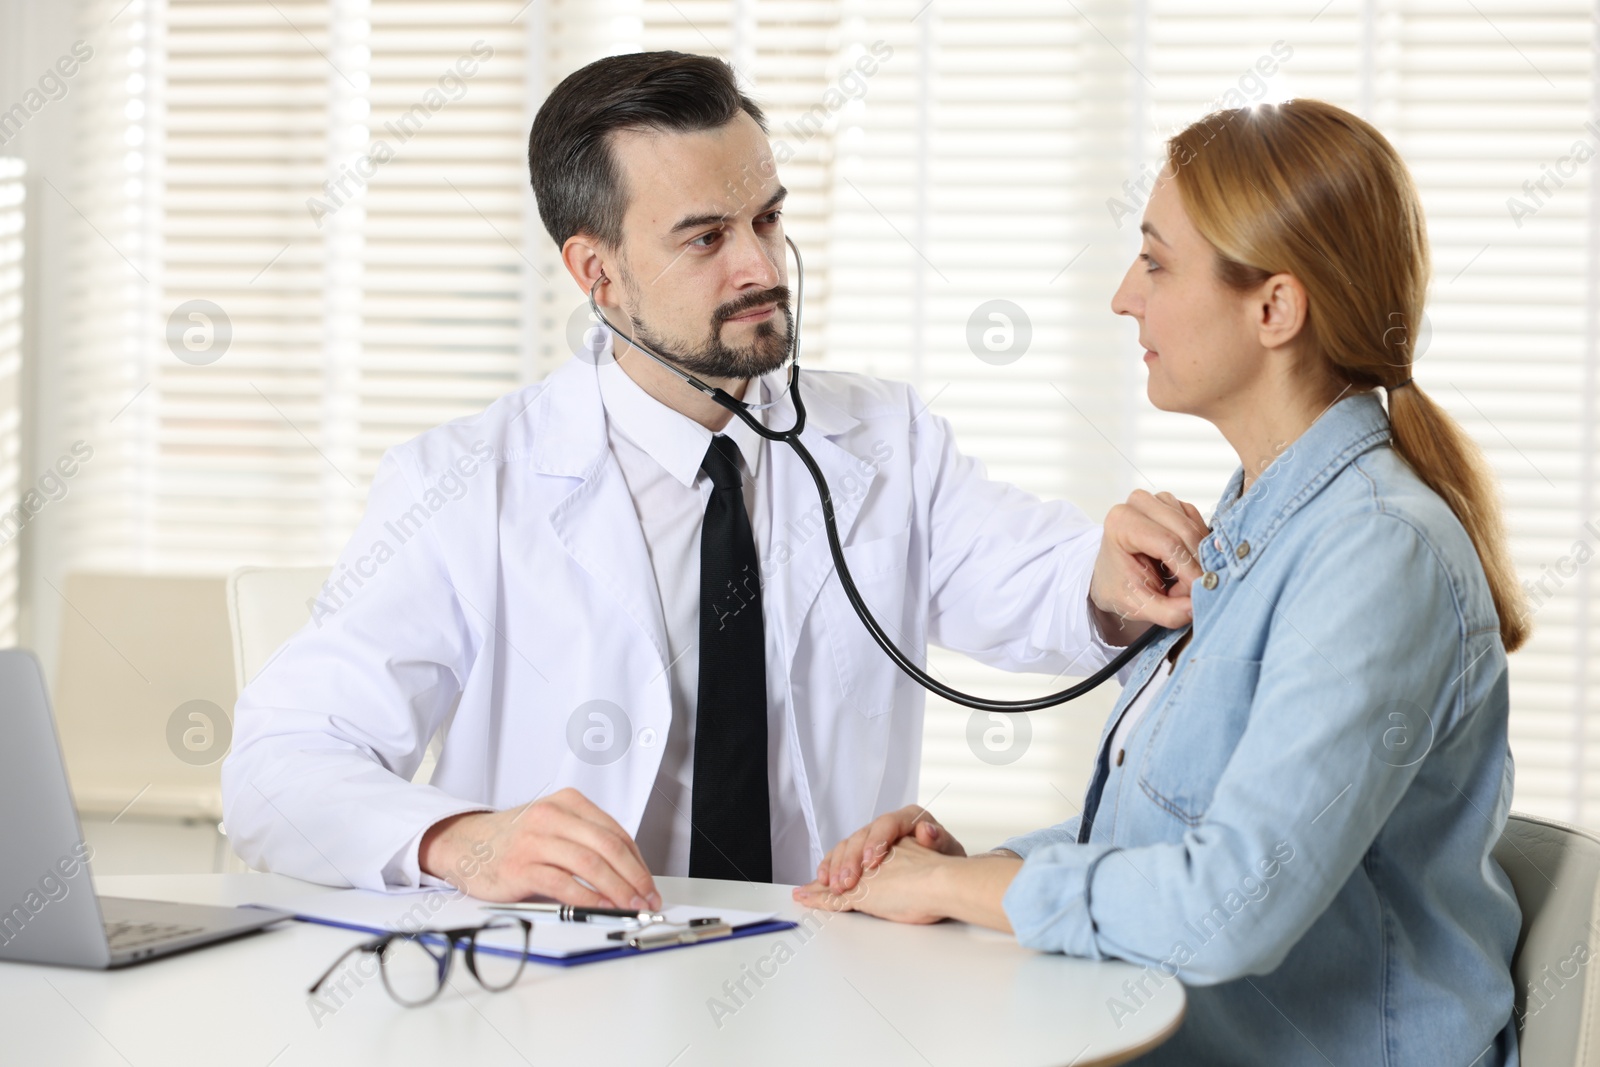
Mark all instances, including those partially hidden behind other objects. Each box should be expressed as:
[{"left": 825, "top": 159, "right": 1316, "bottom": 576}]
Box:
[
  {"left": 418, "top": 788, "right": 662, "bottom": 909},
  {"left": 808, "top": 804, "right": 966, "bottom": 895},
  {"left": 1091, "top": 489, "right": 1207, "bottom": 639}
]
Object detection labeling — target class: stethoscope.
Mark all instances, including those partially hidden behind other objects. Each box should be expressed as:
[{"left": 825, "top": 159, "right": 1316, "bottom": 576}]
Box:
[{"left": 586, "top": 236, "right": 1166, "bottom": 712}]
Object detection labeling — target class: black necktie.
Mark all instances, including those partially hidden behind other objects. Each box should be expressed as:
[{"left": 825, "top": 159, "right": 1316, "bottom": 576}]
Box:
[{"left": 689, "top": 435, "right": 772, "bottom": 882}]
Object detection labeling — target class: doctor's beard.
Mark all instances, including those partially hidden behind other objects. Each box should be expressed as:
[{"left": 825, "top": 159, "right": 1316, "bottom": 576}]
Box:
[{"left": 627, "top": 285, "right": 794, "bottom": 381}]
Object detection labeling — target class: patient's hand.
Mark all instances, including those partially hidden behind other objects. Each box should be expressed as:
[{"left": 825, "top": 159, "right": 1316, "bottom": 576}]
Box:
[
  {"left": 793, "top": 839, "right": 1021, "bottom": 931},
  {"left": 1092, "top": 489, "right": 1207, "bottom": 639},
  {"left": 811, "top": 804, "right": 966, "bottom": 894}
]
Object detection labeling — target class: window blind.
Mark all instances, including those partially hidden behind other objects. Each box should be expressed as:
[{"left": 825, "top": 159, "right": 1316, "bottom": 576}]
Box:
[
  {"left": 820, "top": 0, "right": 1144, "bottom": 845},
  {"left": 819, "top": 0, "right": 1600, "bottom": 841}
]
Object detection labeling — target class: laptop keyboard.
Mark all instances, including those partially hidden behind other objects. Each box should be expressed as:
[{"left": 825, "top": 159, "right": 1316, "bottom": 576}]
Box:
[{"left": 105, "top": 920, "right": 206, "bottom": 951}]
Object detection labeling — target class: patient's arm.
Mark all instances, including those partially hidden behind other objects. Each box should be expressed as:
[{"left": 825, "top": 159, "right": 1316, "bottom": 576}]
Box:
[{"left": 935, "top": 851, "right": 1023, "bottom": 930}]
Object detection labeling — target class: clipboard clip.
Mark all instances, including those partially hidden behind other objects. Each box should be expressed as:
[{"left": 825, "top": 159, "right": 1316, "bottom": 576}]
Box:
[{"left": 617, "top": 920, "right": 733, "bottom": 951}]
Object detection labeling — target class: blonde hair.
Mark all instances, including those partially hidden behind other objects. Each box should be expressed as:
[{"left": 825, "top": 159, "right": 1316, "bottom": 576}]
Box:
[{"left": 1167, "top": 100, "right": 1528, "bottom": 652}]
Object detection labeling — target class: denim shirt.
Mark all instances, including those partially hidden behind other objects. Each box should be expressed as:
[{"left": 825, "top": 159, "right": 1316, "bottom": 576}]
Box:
[{"left": 1001, "top": 392, "right": 1521, "bottom": 1067}]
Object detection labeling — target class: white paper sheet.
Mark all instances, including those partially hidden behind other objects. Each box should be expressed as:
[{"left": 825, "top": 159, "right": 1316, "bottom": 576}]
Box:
[{"left": 252, "top": 888, "right": 779, "bottom": 959}]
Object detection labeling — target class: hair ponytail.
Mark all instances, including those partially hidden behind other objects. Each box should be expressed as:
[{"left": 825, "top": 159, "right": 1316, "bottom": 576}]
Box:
[
  {"left": 1387, "top": 384, "right": 1529, "bottom": 650},
  {"left": 1168, "top": 101, "right": 1529, "bottom": 651}
]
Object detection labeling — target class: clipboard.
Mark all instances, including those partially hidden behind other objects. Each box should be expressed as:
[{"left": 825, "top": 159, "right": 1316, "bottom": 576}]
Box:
[{"left": 249, "top": 889, "right": 797, "bottom": 968}]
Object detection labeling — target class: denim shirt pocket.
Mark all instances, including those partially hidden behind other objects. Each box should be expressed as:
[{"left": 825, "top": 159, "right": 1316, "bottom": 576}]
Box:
[{"left": 1136, "top": 656, "right": 1262, "bottom": 826}]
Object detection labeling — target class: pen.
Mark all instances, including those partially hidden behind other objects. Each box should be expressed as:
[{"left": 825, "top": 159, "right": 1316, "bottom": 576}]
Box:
[
  {"left": 607, "top": 916, "right": 722, "bottom": 940},
  {"left": 623, "top": 921, "right": 733, "bottom": 951},
  {"left": 483, "top": 902, "right": 667, "bottom": 924}
]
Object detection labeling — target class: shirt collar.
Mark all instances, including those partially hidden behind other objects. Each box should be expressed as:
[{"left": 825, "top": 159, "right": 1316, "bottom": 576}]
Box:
[
  {"left": 596, "top": 357, "right": 770, "bottom": 488},
  {"left": 1201, "top": 389, "right": 1391, "bottom": 579}
]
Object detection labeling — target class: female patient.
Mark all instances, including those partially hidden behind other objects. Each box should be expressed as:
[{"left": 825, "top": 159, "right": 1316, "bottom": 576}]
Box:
[{"left": 795, "top": 99, "right": 1527, "bottom": 1066}]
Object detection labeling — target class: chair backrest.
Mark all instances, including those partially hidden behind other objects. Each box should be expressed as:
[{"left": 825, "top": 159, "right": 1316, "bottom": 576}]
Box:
[
  {"left": 1494, "top": 812, "right": 1600, "bottom": 1067},
  {"left": 225, "top": 566, "right": 328, "bottom": 691},
  {"left": 52, "top": 572, "right": 237, "bottom": 820}
]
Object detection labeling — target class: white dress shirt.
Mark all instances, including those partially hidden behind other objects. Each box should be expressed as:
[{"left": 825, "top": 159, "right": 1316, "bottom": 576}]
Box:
[{"left": 597, "top": 359, "right": 810, "bottom": 881}]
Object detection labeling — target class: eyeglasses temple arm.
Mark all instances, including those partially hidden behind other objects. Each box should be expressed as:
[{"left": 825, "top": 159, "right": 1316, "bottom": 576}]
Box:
[{"left": 307, "top": 939, "right": 383, "bottom": 995}]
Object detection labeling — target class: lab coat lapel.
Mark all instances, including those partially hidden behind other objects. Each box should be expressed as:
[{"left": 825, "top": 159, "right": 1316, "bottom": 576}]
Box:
[
  {"left": 534, "top": 359, "right": 671, "bottom": 671},
  {"left": 765, "top": 384, "right": 874, "bottom": 666},
  {"left": 529, "top": 359, "right": 875, "bottom": 688}
]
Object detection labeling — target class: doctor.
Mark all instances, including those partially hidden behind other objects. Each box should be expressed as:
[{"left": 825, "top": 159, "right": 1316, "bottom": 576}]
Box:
[{"left": 221, "top": 50, "right": 1205, "bottom": 906}]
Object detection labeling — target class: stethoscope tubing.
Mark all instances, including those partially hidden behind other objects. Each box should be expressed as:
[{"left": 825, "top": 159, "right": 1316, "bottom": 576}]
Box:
[
  {"left": 586, "top": 238, "right": 1165, "bottom": 711},
  {"left": 768, "top": 415, "right": 1167, "bottom": 711}
]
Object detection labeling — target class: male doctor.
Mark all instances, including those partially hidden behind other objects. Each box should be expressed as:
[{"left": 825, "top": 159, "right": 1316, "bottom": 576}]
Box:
[{"left": 221, "top": 51, "right": 1204, "bottom": 907}]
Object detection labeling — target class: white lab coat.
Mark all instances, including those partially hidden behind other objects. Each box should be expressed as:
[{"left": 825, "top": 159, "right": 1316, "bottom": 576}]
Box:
[{"left": 221, "top": 349, "right": 1114, "bottom": 890}]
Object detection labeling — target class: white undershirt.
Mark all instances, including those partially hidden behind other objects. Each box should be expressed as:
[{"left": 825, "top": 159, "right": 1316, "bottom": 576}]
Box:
[
  {"left": 1109, "top": 653, "right": 1176, "bottom": 762},
  {"left": 596, "top": 359, "right": 810, "bottom": 884}
]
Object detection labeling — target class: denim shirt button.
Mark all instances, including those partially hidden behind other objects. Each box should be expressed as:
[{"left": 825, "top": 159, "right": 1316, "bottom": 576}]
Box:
[
  {"left": 1202, "top": 571, "right": 1220, "bottom": 590},
  {"left": 1236, "top": 540, "right": 1251, "bottom": 559}
]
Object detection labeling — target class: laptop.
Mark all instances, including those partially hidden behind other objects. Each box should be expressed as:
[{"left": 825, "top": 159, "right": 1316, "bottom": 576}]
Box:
[{"left": 0, "top": 648, "right": 289, "bottom": 968}]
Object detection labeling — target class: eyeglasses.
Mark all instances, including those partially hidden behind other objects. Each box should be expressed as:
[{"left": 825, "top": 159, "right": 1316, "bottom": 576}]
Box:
[{"left": 308, "top": 916, "right": 534, "bottom": 1007}]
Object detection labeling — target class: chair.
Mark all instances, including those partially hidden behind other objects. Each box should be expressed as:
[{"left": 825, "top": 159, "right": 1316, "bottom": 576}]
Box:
[
  {"left": 225, "top": 566, "right": 329, "bottom": 691},
  {"left": 52, "top": 572, "right": 237, "bottom": 822},
  {"left": 1493, "top": 812, "right": 1600, "bottom": 1066}
]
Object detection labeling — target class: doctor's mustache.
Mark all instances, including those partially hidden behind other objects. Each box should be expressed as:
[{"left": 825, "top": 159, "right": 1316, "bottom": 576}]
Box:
[{"left": 714, "top": 286, "right": 792, "bottom": 325}]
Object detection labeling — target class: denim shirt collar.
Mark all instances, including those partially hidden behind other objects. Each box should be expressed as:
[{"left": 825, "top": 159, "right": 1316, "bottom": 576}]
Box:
[
  {"left": 1090, "top": 390, "right": 1394, "bottom": 750},
  {"left": 1199, "top": 389, "right": 1391, "bottom": 583},
  {"left": 1077, "top": 389, "right": 1395, "bottom": 842}
]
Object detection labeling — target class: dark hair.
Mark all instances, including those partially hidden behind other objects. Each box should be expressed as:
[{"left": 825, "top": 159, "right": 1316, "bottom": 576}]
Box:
[{"left": 527, "top": 51, "right": 767, "bottom": 250}]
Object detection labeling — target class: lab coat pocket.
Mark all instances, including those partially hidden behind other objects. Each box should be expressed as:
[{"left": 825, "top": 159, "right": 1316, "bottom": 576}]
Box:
[
  {"left": 1136, "top": 656, "right": 1261, "bottom": 826},
  {"left": 818, "top": 525, "right": 913, "bottom": 716}
]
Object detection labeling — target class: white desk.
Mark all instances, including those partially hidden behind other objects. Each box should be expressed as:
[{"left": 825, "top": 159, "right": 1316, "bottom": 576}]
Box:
[{"left": 0, "top": 874, "right": 1184, "bottom": 1067}]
